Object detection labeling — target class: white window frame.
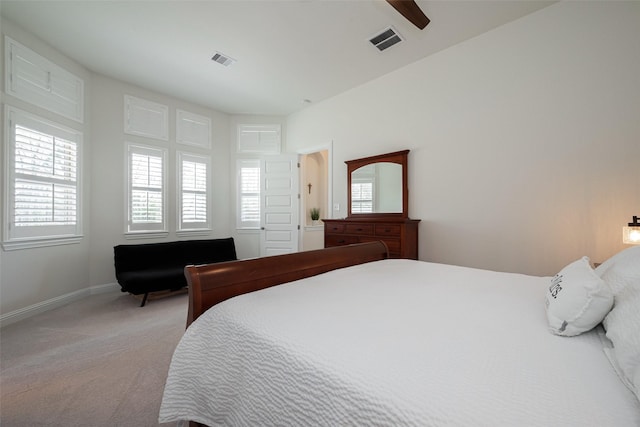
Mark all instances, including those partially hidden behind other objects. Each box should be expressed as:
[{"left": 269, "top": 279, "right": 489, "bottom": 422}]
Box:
[
  {"left": 177, "top": 151, "right": 211, "bottom": 236},
  {"left": 3, "top": 106, "right": 83, "bottom": 250},
  {"left": 125, "top": 142, "right": 168, "bottom": 238},
  {"left": 236, "top": 158, "right": 261, "bottom": 230}
]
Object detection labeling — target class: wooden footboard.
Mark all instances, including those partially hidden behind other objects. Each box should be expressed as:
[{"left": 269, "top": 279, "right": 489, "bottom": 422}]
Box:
[
  {"left": 183, "top": 242, "right": 388, "bottom": 427},
  {"left": 185, "top": 241, "right": 389, "bottom": 326}
]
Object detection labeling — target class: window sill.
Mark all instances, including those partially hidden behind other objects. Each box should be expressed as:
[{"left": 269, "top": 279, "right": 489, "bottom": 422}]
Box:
[
  {"left": 304, "top": 224, "right": 324, "bottom": 231},
  {"left": 176, "top": 229, "right": 212, "bottom": 238},
  {"left": 2, "top": 235, "right": 83, "bottom": 251},
  {"left": 124, "top": 231, "right": 169, "bottom": 240}
]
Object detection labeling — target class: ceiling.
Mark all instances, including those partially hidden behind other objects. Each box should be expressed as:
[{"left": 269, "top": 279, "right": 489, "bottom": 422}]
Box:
[{"left": 0, "top": 0, "right": 555, "bottom": 116}]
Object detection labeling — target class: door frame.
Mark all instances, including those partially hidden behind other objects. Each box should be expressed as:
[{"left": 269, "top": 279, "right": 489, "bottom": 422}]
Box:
[{"left": 297, "top": 141, "right": 333, "bottom": 250}]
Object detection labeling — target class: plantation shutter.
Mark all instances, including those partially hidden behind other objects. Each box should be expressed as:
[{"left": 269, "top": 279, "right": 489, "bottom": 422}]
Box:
[
  {"left": 182, "top": 160, "right": 207, "bottom": 222},
  {"left": 238, "top": 159, "right": 260, "bottom": 229},
  {"left": 5, "top": 37, "right": 84, "bottom": 123},
  {"left": 351, "top": 182, "right": 374, "bottom": 213},
  {"left": 178, "top": 152, "right": 210, "bottom": 233},
  {"left": 127, "top": 144, "right": 166, "bottom": 234},
  {"left": 14, "top": 124, "right": 78, "bottom": 226},
  {"left": 237, "top": 124, "right": 281, "bottom": 154}
]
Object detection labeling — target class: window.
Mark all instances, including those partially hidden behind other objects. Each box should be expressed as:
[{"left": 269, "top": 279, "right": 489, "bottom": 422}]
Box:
[
  {"left": 177, "top": 152, "right": 210, "bottom": 233},
  {"left": 351, "top": 181, "right": 374, "bottom": 213},
  {"left": 3, "top": 107, "right": 82, "bottom": 249},
  {"left": 124, "top": 95, "right": 168, "bottom": 140},
  {"left": 126, "top": 143, "right": 167, "bottom": 236},
  {"left": 237, "top": 159, "right": 260, "bottom": 229},
  {"left": 5, "top": 37, "right": 84, "bottom": 123},
  {"left": 176, "top": 109, "right": 211, "bottom": 148},
  {"left": 237, "top": 124, "right": 281, "bottom": 154}
]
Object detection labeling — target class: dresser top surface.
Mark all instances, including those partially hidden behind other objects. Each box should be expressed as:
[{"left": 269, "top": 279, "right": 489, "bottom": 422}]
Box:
[{"left": 323, "top": 217, "right": 420, "bottom": 224}]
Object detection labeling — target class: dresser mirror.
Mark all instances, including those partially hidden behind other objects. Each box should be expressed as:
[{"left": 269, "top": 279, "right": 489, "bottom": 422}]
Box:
[{"left": 346, "top": 150, "right": 409, "bottom": 218}]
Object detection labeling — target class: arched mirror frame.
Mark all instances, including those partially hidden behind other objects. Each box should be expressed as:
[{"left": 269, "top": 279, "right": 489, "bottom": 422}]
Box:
[{"left": 346, "top": 149, "right": 409, "bottom": 219}]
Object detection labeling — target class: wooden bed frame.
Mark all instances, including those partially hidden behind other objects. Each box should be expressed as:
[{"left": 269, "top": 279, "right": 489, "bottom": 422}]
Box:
[{"left": 185, "top": 241, "right": 389, "bottom": 326}]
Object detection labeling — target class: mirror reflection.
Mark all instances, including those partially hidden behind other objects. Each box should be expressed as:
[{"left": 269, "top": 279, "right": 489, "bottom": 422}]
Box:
[{"left": 350, "top": 162, "right": 402, "bottom": 214}]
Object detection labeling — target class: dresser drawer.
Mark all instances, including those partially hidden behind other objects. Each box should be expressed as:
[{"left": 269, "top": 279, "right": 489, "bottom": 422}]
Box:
[
  {"left": 325, "top": 235, "right": 358, "bottom": 246},
  {"left": 375, "top": 224, "right": 401, "bottom": 237},
  {"left": 325, "top": 223, "right": 345, "bottom": 233},
  {"left": 344, "top": 223, "right": 374, "bottom": 235}
]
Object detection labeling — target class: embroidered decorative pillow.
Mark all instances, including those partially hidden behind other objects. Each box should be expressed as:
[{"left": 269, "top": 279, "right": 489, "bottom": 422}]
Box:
[{"left": 545, "top": 256, "right": 614, "bottom": 337}]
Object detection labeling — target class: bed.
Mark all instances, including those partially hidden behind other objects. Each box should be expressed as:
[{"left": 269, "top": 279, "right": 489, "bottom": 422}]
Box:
[{"left": 159, "top": 242, "right": 640, "bottom": 426}]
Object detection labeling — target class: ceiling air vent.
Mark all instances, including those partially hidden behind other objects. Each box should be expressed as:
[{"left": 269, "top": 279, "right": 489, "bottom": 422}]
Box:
[
  {"left": 211, "top": 51, "right": 236, "bottom": 67},
  {"left": 369, "top": 27, "right": 403, "bottom": 52}
]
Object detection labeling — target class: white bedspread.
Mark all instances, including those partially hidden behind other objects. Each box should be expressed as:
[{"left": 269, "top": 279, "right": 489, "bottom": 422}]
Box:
[{"left": 159, "top": 259, "right": 640, "bottom": 426}]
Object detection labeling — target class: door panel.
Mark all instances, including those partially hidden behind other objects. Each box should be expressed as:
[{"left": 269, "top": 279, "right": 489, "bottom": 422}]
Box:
[
  {"left": 260, "top": 154, "right": 299, "bottom": 257},
  {"left": 265, "top": 195, "right": 292, "bottom": 208},
  {"left": 265, "top": 212, "right": 293, "bottom": 224}
]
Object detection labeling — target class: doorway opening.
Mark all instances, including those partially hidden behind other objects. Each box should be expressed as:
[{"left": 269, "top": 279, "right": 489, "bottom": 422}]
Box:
[{"left": 300, "top": 147, "right": 330, "bottom": 251}]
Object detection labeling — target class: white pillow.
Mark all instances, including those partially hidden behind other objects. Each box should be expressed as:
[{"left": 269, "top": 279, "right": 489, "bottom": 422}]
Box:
[
  {"left": 595, "top": 245, "right": 640, "bottom": 296},
  {"left": 597, "top": 246, "right": 640, "bottom": 400},
  {"left": 603, "top": 286, "right": 640, "bottom": 399},
  {"left": 545, "top": 256, "right": 614, "bottom": 337}
]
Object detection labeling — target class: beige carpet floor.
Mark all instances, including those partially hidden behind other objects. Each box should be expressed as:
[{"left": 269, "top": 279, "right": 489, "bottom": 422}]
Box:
[{"left": 0, "top": 290, "right": 188, "bottom": 426}]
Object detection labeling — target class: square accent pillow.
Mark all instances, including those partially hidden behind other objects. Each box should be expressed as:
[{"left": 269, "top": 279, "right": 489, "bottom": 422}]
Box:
[
  {"left": 595, "top": 245, "right": 640, "bottom": 297},
  {"left": 602, "top": 285, "right": 640, "bottom": 400},
  {"left": 545, "top": 256, "right": 614, "bottom": 336},
  {"left": 596, "top": 246, "right": 640, "bottom": 400}
]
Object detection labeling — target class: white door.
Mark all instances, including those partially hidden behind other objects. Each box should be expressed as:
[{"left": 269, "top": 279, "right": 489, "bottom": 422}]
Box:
[{"left": 260, "top": 154, "right": 300, "bottom": 256}]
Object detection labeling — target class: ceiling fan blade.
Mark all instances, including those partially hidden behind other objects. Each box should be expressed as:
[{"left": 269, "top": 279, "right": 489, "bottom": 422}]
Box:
[{"left": 386, "top": 0, "right": 430, "bottom": 30}]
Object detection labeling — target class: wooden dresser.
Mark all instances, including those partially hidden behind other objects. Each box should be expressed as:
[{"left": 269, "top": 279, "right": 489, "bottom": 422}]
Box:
[
  {"left": 328, "top": 149, "right": 420, "bottom": 260},
  {"left": 323, "top": 218, "right": 420, "bottom": 259}
]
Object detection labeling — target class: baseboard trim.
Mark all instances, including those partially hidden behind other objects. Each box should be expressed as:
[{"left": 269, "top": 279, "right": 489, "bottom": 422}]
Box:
[
  {"left": 0, "top": 283, "right": 120, "bottom": 328},
  {"left": 90, "top": 282, "right": 120, "bottom": 295}
]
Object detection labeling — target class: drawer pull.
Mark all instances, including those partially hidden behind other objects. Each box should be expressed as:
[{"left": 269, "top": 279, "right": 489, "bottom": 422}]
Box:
[{"left": 356, "top": 228, "right": 363, "bottom": 231}]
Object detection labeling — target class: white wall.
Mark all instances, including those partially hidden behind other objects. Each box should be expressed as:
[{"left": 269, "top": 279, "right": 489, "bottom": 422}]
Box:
[
  {"left": 1, "top": 18, "right": 93, "bottom": 315},
  {"left": 88, "top": 74, "right": 234, "bottom": 287},
  {"left": 0, "top": 14, "right": 291, "bottom": 316},
  {"left": 0, "top": 19, "right": 238, "bottom": 316},
  {"left": 286, "top": 1, "right": 640, "bottom": 276},
  {"left": 2, "top": 1, "right": 638, "bottom": 317}
]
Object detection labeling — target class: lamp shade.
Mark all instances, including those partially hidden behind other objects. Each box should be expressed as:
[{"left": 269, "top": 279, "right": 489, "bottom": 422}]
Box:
[
  {"left": 623, "top": 215, "right": 640, "bottom": 245},
  {"left": 623, "top": 226, "right": 640, "bottom": 245}
]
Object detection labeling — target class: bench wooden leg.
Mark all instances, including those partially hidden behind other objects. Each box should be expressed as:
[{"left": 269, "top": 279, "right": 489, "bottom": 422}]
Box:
[{"left": 140, "top": 292, "right": 149, "bottom": 307}]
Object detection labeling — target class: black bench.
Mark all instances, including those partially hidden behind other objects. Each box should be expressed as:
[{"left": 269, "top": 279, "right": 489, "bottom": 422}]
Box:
[{"left": 113, "top": 237, "right": 237, "bottom": 306}]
